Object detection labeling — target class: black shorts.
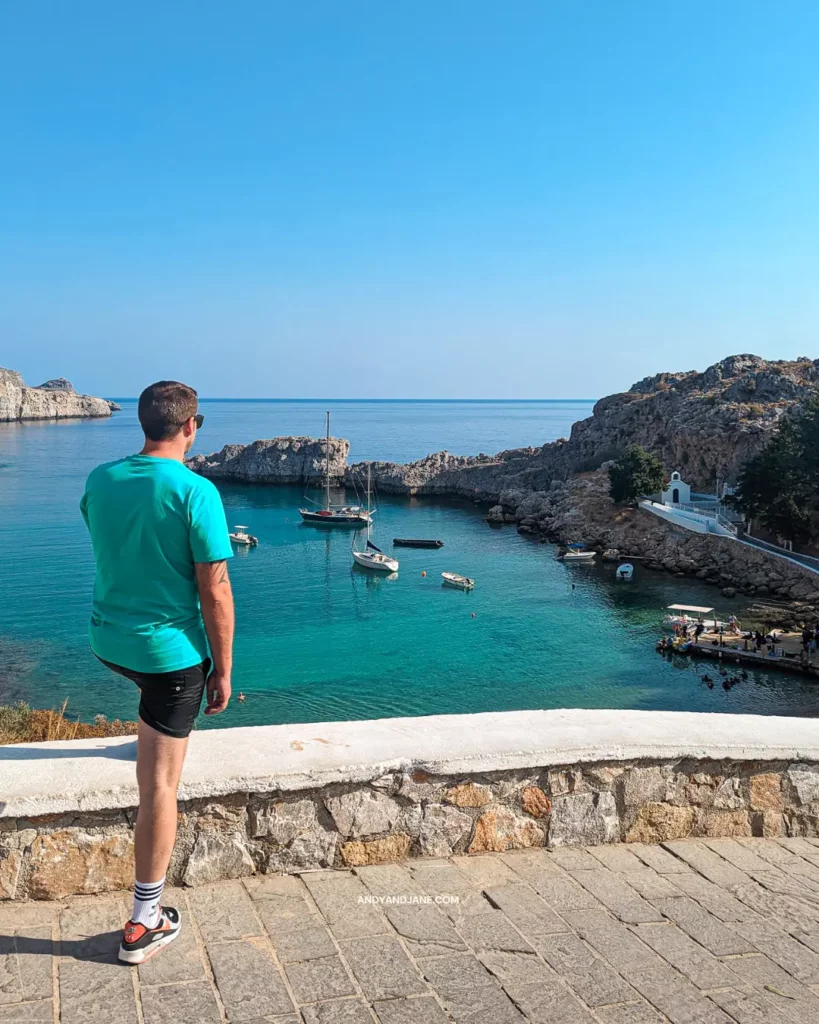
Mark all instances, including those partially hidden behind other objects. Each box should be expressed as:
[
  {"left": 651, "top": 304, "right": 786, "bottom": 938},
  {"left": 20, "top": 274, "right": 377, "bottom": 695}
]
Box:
[{"left": 98, "top": 657, "right": 211, "bottom": 739}]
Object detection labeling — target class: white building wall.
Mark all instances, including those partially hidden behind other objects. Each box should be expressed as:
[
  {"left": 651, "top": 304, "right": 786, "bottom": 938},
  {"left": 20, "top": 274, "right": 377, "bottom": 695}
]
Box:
[{"left": 661, "top": 471, "right": 691, "bottom": 506}]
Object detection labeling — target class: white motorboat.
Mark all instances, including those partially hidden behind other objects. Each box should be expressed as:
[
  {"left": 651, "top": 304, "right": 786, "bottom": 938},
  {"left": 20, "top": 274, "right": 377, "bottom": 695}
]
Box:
[
  {"left": 616, "top": 563, "right": 634, "bottom": 581},
  {"left": 351, "top": 467, "right": 398, "bottom": 572},
  {"left": 442, "top": 572, "right": 475, "bottom": 590},
  {"left": 300, "top": 412, "right": 372, "bottom": 526},
  {"left": 663, "top": 604, "right": 727, "bottom": 630},
  {"left": 229, "top": 525, "right": 258, "bottom": 547},
  {"left": 561, "top": 544, "right": 596, "bottom": 562}
]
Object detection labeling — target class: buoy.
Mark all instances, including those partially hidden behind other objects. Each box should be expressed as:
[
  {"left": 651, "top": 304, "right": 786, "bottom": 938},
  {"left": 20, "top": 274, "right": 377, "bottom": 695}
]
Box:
[{"left": 421, "top": 571, "right": 427, "bottom": 577}]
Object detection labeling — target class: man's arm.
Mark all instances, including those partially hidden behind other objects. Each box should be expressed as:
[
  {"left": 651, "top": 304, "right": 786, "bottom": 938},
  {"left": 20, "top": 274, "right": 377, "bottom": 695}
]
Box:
[{"left": 195, "top": 559, "right": 235, "bottom": 715}]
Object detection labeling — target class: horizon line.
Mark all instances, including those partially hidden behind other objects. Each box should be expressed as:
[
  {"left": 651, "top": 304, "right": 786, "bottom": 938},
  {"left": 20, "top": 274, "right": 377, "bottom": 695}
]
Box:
[{"left": 107, "top": 396, "right": 599, "bottom": 404}]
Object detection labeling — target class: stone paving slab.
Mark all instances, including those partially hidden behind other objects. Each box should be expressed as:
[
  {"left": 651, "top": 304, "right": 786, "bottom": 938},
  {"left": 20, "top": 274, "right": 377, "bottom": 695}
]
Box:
[{"left": 9, "top": 840, "right": 819, "bottom": 1022}]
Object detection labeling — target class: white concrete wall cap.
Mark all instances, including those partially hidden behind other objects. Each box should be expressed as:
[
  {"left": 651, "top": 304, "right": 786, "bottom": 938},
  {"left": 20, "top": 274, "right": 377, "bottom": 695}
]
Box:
[{"left": 2, "top": 708, "right": 818, "bottom": 819}]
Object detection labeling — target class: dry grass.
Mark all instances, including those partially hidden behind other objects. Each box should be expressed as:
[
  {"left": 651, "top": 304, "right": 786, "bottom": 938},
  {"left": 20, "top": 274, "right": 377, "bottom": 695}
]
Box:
[{"left": 0, "top": 699, "right": 137, "bottom": 745}]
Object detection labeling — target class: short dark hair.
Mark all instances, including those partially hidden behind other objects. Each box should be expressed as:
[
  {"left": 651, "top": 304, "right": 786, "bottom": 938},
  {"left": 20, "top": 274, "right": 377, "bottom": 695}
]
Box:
[{"left": 138, "top": 381, "right": 198, "bottom": 441}]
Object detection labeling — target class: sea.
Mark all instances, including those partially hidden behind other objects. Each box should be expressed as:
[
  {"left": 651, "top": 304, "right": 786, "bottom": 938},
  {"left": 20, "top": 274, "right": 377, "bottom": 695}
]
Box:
[{"left": 1, "top": 398, "right": 818, "bottom": 729}]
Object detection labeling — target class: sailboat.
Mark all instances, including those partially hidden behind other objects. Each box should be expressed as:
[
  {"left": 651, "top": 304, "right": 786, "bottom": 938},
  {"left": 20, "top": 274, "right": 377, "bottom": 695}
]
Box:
[
  {"left": 299, "top": 412, "right": 372, "bottom": 525},
  {"left": 352, "top": 467, "right": 399, "bottom": 572}
]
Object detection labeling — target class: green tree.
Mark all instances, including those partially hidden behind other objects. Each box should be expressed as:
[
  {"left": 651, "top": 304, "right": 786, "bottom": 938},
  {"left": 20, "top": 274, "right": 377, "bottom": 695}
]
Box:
[
  {"left": 608, "top": 444, "right": 666, "bottom": 504},
  {"left": 728, "top": 395, "right": 819, "bottom": 544}
]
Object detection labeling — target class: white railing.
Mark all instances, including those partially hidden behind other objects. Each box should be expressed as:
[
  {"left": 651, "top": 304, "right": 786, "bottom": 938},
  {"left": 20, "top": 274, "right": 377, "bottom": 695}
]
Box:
[{"left": 638, "top": 501, "right": 736, "bottom": 537}]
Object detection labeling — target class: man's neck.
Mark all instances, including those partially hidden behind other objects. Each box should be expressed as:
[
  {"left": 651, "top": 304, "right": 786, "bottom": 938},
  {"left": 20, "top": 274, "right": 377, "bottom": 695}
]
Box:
[{"left": 139, "top": 441, "right": 188, "bottom": 463}]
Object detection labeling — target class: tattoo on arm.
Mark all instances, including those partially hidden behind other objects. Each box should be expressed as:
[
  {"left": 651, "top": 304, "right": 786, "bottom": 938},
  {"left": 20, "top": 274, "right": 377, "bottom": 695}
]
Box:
[{"left": 197, "top": 560, "right": 230, "bottom": 588}]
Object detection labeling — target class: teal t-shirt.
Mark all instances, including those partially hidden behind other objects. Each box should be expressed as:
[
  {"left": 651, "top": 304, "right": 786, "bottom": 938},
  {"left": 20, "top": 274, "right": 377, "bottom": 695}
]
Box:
[{"left": 80, "top": 455, "right": 233, "bottom": 673}]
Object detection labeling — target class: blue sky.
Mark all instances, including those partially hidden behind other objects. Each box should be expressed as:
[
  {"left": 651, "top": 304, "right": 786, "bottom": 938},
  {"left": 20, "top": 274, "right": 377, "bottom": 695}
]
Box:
[{"left": 1, "top": 1, "right": 818, "bottom": 398}]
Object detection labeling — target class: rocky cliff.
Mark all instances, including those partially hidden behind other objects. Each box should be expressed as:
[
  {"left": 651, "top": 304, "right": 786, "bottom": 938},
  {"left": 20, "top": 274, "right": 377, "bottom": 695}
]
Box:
[
  {"left": 0, "top": 368, "right": 118, "bottom": 421},
  {"left": 187, "top": 436, "right": 349, "bottom": 486},
  {"left": 351, "top": 355, "right": 819, "bottom": 499},
  {"left": 187, "top": 354, "right": 817, "bottom": 504}
]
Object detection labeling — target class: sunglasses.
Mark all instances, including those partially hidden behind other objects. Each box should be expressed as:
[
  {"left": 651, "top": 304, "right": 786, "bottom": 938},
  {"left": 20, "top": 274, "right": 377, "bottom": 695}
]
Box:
[{"left": 194, "top": 414, "right": 204, "bottom": 429}]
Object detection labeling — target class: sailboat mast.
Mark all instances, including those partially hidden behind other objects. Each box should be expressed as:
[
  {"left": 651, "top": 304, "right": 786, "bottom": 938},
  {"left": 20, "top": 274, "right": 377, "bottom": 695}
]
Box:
[
  {"left": 325, "top": 411, "right": 331, "bottom": 511},
  {"left": 366, "top": 464, "right": 371, "bottom": 542}
]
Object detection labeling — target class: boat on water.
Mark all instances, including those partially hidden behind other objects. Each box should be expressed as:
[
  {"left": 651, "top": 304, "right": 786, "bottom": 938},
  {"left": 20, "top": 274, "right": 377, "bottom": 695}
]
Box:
[
  {"left": 393, "top": 538, "right": 444, "bottom": 548},
  {"left": 229, "top": 525, "right": 258, "bottom": 547},
  {"left": 663, "top": 604, "right": 727, "bottom": 629},
  {"left": 442, "top": 572, "right": 475, "bottom": 590},
  {"left": 616, "top": 563, "right": 634, "bottom": 581},
  {"left": 352, "top": 467, "right": 399, "bottom": 573},
  {"left": 560, "top": 543, "right": 596, "bottom": 563},
  {"left": 299, "top": 412, "right": 372, "bottom": 526}
]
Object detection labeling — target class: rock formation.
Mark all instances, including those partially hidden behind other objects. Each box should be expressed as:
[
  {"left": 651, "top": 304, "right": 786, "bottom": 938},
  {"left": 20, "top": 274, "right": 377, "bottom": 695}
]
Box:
[
  {"left": 187, "top": 436, "right": 349, "bottom": 486},
  {"left": 352, "top": 355, "right": 819, "bottom": 499},
  {"left": 189, "top": 355, "right": 819, "bottom": 502},
  {"left": 0, "top": 367, "right": 118, "bottom": 421}
]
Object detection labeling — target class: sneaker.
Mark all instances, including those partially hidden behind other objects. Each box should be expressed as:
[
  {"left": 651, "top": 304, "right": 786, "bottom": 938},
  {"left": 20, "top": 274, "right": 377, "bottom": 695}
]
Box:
[{"left": 118, "top": 906, "right": 181, "bottom": 964}]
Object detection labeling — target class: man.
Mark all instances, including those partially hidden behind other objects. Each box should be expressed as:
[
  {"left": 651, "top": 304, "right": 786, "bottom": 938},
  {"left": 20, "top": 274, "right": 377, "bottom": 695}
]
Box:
[{"left": 81, "top": 380, "right": 234, "bottom": 965}]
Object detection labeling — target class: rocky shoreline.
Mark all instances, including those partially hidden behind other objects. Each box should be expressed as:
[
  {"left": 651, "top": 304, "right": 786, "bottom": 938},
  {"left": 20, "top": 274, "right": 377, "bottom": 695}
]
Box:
[
  {"left": 187, "top": 354, "right": 819, "bottom": 620},
  {"left": 187, "top": 436, "right": 348, "bottom": 485},
  {"left": 0, "top": 367, "right": 118, "bottom": 421}
]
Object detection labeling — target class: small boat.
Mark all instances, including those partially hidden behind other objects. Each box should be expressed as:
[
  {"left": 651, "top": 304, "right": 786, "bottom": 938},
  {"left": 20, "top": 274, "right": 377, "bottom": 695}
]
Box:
[
  {"left": 300, "top": 412, "right": 372, "bottom": 526},
  {"left": 393, "top": 538, "right": 444, "bottom": 548},
  {"left": 663, "top": 604, "right": 727, "bottom": 630},
  {"left": 229, "top": 525, "right": 258, "bottom": 547},
  {"left": 616, "top": 563, "right": 634, "bottom": 581},
  {"left": 352, "top": 467, "right": 399, "bottom": 573},
  {"left": 442, "top": 572, "right": 475, "bottom": 590},
  {"left": 560, "top": 543, "right": 596, "bottom": 563}
]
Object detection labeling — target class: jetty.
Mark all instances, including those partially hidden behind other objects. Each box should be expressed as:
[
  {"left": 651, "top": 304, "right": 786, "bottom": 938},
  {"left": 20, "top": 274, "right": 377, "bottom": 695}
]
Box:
[{"left": 664, "top": 627, "right": 819, "bottom": 677}]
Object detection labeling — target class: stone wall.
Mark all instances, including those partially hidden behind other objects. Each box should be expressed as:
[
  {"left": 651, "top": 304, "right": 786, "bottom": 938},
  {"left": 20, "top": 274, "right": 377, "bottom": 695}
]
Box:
[{"left": 3, "top": 756, "right": 818, "bottom": 901}]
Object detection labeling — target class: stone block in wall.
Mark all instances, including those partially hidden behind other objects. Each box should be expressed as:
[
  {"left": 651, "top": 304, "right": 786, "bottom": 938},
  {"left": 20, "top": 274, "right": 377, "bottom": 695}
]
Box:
[
  {"left": 266, "top": 831, "right": 338, "bottom": 873},
  {"left": 582, "top": 766, "right": 625, "bottom": 790},
  {"left": 398, "top": 805, "right": 422, "bottom": 838},
  {"left": 787, "top": 765, "right": 819, "bottom": 807},
  {"left": 469, "top": 808, "right": 544, "bottom": 853},
  {"left": 182, "top": 833, "right": 255, "bottom": 887},
  {"left": 521, "top": 787, "right": 551, "bottom": 819},
  {"left": 419, "top": 805, "right": 473, "bottom": 857},
  {"left": 621, "top": 766, "right": 685, "bottom": 807},
  {"left": 250, "top": 797, "right": 318, "bottom": 842},
  {"left": 340, "top": 834, "right": 411, "bottom": 866},
  {"left": 324, "top": 790, "right": 400, "bottom": 838},
  {"left": 547, "top": 768, "right": 584, "bottom": 796},
  {"left": 698, "top": 809, "right": 752, "bottom": 838},
  {"left": 29, "top": 829, "right": 134, "bottom": 899},
  {"left": 786, "top": 811, "right": 819, "bottom": 837},
  {"left": 712, "top": 778, "right": 745, "bottom": 810},
  {"left": 625, "top": 804, "right": 695, "bottom": 844},
  {"left": 396, "top": 769, "right": 445, "bottom": 804},
  {"left": 445, "top": 782, "right": 492, "bottom": 808},
  {"left": 0, "top": 849, "right": 22, "bottom": 899},
  {"left": 549, "top": 792, "right": 618, "bottom": 847}
]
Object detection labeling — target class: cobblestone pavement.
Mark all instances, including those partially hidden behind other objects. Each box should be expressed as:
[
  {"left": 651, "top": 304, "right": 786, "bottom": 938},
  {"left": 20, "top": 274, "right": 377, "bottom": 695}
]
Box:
[{"left": 6, "top": 838, "right": 819, "bottom": 1023}]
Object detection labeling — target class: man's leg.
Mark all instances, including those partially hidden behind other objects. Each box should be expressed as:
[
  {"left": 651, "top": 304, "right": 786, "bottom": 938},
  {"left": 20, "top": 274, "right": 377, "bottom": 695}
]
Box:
[{"left": 134, "top": 718, "right": 188, "bottom": 883}]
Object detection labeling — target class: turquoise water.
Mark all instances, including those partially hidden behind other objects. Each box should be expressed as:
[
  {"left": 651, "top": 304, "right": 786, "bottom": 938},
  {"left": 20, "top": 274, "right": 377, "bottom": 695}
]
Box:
[{"left": 1, "top": 399, "right": 818, "bottom": 726}]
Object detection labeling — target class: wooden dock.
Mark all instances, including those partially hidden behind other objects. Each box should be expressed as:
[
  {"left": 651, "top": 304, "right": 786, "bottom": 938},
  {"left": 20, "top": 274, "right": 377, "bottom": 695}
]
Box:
[{"left": 663, "top": 629, "right": 819, "bottom": 678}]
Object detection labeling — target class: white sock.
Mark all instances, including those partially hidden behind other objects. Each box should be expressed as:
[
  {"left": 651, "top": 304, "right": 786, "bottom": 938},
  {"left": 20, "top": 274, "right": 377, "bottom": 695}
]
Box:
[{"left": 132, "top": 877, "right": 165, "bottom": 928}]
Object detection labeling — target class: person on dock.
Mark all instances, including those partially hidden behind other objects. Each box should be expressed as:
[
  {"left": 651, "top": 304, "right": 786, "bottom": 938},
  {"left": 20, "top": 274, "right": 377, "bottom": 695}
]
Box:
[{"left": 81, "top": 381, "right": 235, "bottom": 966}]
